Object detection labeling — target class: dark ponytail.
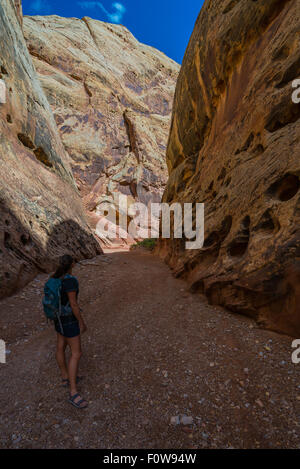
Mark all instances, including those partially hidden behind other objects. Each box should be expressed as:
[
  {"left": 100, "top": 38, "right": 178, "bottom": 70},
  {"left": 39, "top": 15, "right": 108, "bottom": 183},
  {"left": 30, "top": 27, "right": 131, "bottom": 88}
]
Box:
[{"left": 52, "top": 254, "right": 74, "bottom": 279}]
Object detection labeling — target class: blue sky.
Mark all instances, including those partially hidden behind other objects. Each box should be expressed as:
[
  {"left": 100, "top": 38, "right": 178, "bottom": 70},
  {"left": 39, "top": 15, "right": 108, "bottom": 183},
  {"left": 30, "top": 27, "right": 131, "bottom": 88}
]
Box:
[{"left": 22, "top": 0, "right": 205, "bottom": 64}]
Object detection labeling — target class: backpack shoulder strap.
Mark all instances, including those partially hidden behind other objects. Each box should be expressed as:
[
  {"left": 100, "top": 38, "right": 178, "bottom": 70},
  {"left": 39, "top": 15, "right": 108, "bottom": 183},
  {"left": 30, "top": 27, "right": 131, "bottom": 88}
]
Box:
[{"left": 63, "top": 273, "right": 75, "bottom": 280}]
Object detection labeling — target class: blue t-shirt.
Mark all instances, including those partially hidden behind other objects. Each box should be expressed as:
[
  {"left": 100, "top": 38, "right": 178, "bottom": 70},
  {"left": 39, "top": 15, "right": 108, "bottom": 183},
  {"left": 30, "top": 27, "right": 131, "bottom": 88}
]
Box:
[
  {"left": 54, "top": 275, "right": 79, "bottom": 325},
  {"left": 61, "top": 275, "right": 79, "bottom": 306}
]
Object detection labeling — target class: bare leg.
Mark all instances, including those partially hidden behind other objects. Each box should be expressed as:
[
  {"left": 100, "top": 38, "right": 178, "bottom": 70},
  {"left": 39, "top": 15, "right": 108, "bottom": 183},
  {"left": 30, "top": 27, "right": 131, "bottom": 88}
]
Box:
[
  {"left": 66, "top": 335, "right": 82, "bottom": 393},
  {"left": 66, "top": 335, "right": 87, "bottom": 408},
  {"left": 56, "top": 333, "right": 68, "bottom": 380}
]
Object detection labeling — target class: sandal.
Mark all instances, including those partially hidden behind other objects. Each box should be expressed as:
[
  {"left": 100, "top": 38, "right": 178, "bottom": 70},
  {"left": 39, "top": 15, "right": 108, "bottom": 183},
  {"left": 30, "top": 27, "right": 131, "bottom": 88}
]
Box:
[{"left": 69, "top": 393, "right": 88, "bottom": 409}]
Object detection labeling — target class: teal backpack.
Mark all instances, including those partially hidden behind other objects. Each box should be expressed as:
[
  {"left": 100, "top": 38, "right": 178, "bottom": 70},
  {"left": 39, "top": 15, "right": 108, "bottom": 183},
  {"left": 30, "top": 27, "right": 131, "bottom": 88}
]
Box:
[
  {"left": 42, "top": 275, "right": 73, "bottom": 327},
  {"left": 43, "top": 277, "right": 63, "bottom": 321}
]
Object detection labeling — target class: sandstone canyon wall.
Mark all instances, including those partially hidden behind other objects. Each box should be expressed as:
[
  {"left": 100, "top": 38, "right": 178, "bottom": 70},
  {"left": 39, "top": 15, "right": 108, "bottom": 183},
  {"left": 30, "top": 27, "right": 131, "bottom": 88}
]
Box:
[
  {"left": 23, "top": 15, "right": 179, "bottom": 246},
  {"left": 13, "top": 0, "right": 23, "bottom": 25},
  {"left": 158, "top": 0, "right": 300, "bottom": 336},
  {"left": 0, "top": 1, "right": 101, "bottom": 298}
]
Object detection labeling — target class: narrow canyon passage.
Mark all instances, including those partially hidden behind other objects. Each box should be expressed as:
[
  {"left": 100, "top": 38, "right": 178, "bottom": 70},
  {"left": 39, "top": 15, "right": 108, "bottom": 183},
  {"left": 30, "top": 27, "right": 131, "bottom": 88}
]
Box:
[{"left": 0, "top": 250, "right": 299, "bottom": 449}]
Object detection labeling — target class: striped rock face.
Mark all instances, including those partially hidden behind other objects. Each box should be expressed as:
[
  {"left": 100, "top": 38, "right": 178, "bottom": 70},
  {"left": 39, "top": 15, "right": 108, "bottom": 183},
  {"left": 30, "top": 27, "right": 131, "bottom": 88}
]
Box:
[
  {"left": 24, "top": 16, "right": 180, "bottom": 248},
  {"left": 158, "top": 0, "right": 300, "bottom": 336},
  {"left": 0, "top": 79, "right": 6, "bottom": 104},
  {"left": 14, "top": 0, "right": 23, "bottom": 25},
  {"left": 0, "top": 1, "right": 101, "bottom": 298}
]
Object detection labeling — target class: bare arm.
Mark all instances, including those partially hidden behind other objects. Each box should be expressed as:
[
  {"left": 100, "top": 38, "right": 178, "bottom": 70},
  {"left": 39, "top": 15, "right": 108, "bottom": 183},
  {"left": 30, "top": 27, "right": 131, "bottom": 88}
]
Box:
[{"left": 67, "top": 291, "right": 87, "bottom": 333}]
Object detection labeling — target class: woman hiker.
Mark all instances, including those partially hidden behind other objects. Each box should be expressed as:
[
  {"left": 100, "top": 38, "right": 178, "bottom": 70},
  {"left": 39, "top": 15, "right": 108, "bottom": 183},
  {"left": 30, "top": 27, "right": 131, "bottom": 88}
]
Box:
[{"left": 52, "top": 254, "right": 88, "bottom": 409}]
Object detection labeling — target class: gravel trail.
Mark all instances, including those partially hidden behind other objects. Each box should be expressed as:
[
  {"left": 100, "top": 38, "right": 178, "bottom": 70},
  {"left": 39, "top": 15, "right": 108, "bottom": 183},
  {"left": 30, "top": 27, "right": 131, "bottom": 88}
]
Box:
[{"left": 0, "top": 250, "right": 299, "bottom": 449}]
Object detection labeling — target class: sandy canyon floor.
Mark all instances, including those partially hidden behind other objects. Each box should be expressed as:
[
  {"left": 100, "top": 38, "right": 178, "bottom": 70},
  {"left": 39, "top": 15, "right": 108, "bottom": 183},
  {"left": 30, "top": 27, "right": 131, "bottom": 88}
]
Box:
[{"left": 0, "top": 249, "right": 299, "bottom": 449}]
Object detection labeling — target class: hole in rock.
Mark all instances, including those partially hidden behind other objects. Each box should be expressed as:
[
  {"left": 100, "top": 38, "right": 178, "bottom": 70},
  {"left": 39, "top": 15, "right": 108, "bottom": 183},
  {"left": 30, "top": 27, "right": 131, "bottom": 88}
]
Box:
[
  {"left": 203, "top": 216, "right": 232, "bottom": 249},
  {"left": 4, "top": 232, "right": 11, "bottom": 249},
  {"left": 265, "top": 101, "right": 300, "bottom": 132},
  {"left": 216, "top": 79, "right": 226, "bottom": 94},
  {"left": 203, "top": 231, "right": 219, "bottom": 248},
  {"left": 130, "top": 182, "right": 137, "bottom": 198},
  {"left": 255, "top": 210, "right": 277, "bottom": 233},
  {"left": 18, "top": 133, "right": 35, "bottom": 149},
  {"left": 20, "top": 234, "right": 30, "bottom": 246},
  {"left": 228, "top": 238, "right": 249, "bottom": 257},
  {"left": 228, "top": 217, "right": 250, "bottom": 257},
  {"left": 268, "top": 174, "right": 300, "bottom": 201},
  {"left": 33, "top": 147, "right": 53, "bottom": 168},
  {"left": 242, "top": 216, "right": 251, "bottom": 229},
  {"left": 272, "top": 45, "right": 290, "bottom": 61}
]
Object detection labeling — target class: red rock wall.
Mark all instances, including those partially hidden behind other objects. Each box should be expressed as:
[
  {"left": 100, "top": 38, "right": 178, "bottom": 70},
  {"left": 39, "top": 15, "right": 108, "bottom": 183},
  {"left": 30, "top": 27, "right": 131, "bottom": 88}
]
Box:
[
  {"left": 0, "top": 1, "right": 101, "bottom": 298},
  {"left": 23, "top": 15, "right": 179, "bottom": 248},
  {"left": 158, "top": 0, "right": 300, "bottom": 336}
]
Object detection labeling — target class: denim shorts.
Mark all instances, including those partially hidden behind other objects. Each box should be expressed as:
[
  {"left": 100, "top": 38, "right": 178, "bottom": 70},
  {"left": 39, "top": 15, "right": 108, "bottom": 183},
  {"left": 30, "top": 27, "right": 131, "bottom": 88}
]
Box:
[{"left": 54, "top": 317, "right": 80, "bottom": 338}]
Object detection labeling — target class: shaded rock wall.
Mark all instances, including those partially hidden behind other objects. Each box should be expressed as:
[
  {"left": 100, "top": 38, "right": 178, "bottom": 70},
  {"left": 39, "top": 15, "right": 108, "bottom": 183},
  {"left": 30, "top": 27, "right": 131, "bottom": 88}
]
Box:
[
  {"left": 23, "top": 15, "right": 179, "bottom": 247},
  {"left": 0, "top": 1, "right": 101, "bottom": 298},
  {"left": 158, "top": 0, "right": 300, "bottom": 336}
]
